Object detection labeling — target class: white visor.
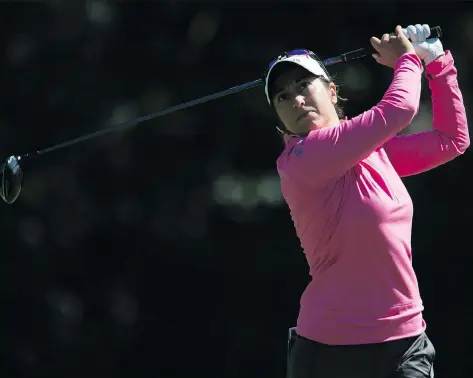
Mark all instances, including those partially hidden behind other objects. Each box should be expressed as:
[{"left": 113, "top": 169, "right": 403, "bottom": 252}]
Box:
[{"left": 264, "top": 53, "right": 329, "bottom": 104}]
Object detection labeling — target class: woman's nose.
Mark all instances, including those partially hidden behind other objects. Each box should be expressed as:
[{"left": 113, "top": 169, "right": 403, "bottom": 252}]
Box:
[{"left": 293, "top": 95, "right": 305, "bottom": 109}]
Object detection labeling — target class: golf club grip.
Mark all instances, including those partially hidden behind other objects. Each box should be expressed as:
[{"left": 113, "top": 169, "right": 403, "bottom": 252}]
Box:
[
  {"left": 376, "top": 25, "right": 442, "bottom": 54},
  {"left": 397, "top": 25, "right": 442, "bottom": 39},
  {"left": 323, "top": 26, "right": 442, "bottom": 66}
]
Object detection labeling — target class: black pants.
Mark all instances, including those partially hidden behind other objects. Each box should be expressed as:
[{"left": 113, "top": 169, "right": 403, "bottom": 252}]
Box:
[{"left": 286, "top": 329, "right": 435, "bottom": 378}]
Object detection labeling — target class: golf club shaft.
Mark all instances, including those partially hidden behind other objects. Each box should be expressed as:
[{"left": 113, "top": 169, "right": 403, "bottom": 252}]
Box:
[
  {"left": 16, "top": 26, "right": 441, "bottom": 161},
  {"left": 14, "top": 49, "right": 364, "bottom": 161},
  {"left": 30, "top": 78, "right": 264, "bottom": 158}
]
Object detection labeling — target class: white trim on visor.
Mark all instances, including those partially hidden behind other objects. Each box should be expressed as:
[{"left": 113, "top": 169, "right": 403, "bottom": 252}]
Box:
[{"left": 264, "top": 54, "right": 330, "bottom": 104}]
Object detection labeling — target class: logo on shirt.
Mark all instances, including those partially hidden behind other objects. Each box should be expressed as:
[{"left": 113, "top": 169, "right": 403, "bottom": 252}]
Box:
[{"left": 293, "top": 138, "right": 305, "bottom": 157}]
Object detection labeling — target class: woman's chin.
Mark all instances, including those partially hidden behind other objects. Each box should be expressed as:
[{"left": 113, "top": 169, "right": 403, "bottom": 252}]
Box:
[
  {"left": 291, "top": 120, "right": 326, "bottom": 135},
  {"left": 309, "top": 119, "right": 335, "bottom": 131},
  {"left": 298, "top": 116, "right": 324, "bottom": 131}
]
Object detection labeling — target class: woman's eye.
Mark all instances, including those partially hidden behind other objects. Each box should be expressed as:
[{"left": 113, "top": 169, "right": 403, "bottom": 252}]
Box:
[
  {"left": 299, "top": 81, "right": 310, "bottom": 90},
  {"left": 277, "top": 93, "right": 287, "bottom": 103}
]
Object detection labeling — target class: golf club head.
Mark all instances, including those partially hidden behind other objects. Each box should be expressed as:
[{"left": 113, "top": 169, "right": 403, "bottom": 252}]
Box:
[{"left": 1, "top": 155, "right": 23, "bottom": 204}]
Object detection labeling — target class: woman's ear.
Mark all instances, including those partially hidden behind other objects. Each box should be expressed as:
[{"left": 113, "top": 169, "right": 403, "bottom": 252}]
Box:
[{"left": 329, "top": 82, "right": 338, "bottom": 105}]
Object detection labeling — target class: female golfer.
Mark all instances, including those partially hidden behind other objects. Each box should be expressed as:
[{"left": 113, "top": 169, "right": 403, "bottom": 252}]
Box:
[{"left": 265, "top": 24, "right": 470, "bottom": 378}]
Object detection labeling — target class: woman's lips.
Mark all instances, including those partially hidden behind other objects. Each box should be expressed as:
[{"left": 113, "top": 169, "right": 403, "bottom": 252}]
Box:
[{"left": 297, "top": 111, "right": 314, "bottom": 122}]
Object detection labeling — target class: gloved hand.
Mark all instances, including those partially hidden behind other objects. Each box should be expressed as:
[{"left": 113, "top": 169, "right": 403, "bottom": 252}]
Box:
[{"left": 402, "top": 24, "right": 445, "bottom": 65}]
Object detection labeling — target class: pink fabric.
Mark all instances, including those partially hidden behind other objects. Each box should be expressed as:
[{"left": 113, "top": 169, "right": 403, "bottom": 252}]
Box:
[{"left": 277, "top": 51, "right": 469, "bottom": 345}]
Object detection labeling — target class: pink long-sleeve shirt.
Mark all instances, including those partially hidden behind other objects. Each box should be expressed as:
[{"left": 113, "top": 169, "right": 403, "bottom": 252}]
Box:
[{"left": 277, "top": 51, "right": 469, "bottom": 345}]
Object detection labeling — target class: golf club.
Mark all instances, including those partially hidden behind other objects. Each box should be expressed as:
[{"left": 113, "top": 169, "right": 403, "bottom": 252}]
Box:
[{"left": 0, "top": 26, "right": 442, "bottom": 204}]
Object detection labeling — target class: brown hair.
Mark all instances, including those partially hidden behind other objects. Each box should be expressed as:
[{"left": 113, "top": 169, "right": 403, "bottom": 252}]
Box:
[{"left": 319, "top": 76, "right": 347, "bottom": 120}]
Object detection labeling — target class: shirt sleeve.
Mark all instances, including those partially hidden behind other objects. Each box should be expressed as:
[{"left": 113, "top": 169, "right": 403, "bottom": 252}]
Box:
[
  {"left": 277, "top": 53, "right": 423, "bottom": 187},
  {"left": 383, "top": 51, "right": 470, "bottom": 177}
]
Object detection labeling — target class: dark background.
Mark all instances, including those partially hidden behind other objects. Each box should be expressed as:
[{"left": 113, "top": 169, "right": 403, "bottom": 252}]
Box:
[{"left": 1, "top": 1, "right": 472, "bottom": 378}]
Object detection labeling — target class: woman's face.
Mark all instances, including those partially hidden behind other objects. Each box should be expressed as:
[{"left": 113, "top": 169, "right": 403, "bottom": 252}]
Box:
[{"left": 272, "top": 66, "right": 339, "bottom": 136}]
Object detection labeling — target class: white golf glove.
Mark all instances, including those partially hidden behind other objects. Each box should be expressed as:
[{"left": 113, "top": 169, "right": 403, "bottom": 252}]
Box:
[{"left": 402, "top": 24, "right": 445, "bottom": 65}]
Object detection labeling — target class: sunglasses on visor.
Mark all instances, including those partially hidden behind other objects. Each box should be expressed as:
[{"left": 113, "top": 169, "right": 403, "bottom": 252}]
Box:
[{"left": 267, "top": 49, "right": 318, "bottom": 70}]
